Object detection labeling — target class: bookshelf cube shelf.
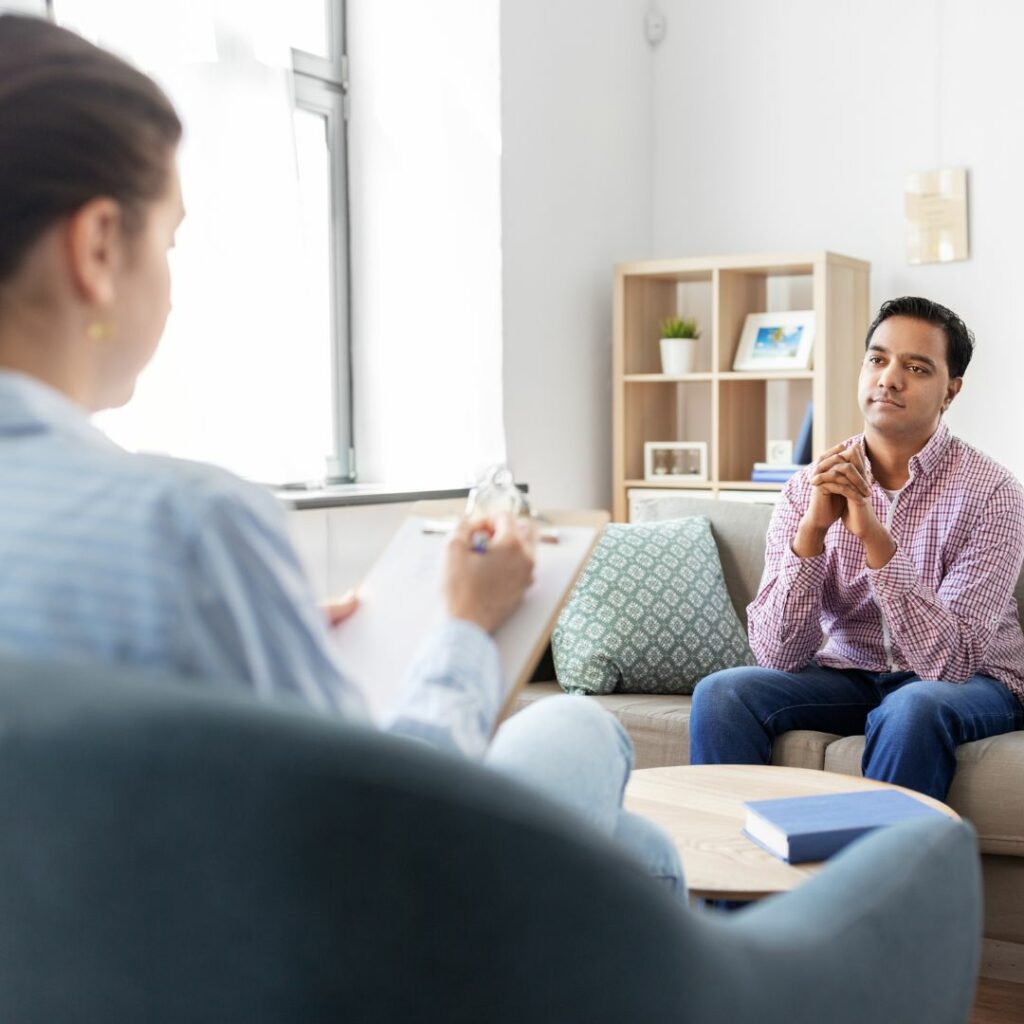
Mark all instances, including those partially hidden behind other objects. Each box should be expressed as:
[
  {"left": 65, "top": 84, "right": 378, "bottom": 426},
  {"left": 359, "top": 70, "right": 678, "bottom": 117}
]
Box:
[{"left": 612, "top": 251, "right": 870, "bottom": 522}]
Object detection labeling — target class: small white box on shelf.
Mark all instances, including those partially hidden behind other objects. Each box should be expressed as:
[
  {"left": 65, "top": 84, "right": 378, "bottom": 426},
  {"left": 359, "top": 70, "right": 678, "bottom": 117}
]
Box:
[{"left": 643, "top": 441, "right": 708, "bottom": 482}]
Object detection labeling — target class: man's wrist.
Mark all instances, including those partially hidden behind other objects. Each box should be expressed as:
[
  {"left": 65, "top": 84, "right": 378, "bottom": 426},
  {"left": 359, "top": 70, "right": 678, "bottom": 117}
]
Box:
[
  {"left": 792, "top": 520, "right": 829, "bottom": 559},
  {"left": 862, "top": 524, "right": 896, "bottom": 569}
]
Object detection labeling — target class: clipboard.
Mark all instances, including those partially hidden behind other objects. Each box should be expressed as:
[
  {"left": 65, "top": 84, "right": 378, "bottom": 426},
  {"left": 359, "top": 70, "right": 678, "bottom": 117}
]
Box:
[{"left": 331, "top": 506, "right": 608, "bottom": 723}]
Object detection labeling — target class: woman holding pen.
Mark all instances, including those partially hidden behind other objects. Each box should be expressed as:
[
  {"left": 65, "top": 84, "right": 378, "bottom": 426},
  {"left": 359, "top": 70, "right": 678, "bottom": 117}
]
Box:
[{"left": 0, "top": 15, "right": 682, "bottom": 896}]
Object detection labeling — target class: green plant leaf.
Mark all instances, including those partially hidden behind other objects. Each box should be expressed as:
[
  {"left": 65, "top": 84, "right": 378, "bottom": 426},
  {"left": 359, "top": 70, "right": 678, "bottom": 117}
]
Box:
[{"left": 660, "top": 315, "right": 701, "bottom": 339}]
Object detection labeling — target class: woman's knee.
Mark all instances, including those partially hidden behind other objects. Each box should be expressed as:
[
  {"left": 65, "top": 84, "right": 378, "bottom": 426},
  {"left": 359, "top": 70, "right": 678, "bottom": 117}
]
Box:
[{"left": 501, "top": 694, "right": 633, "bottom": 770}]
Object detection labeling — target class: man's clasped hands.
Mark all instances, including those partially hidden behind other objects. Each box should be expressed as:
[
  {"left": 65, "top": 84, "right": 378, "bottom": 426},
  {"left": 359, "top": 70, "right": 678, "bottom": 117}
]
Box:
[{"left": 793, "top": 443, "right": 897, "bottom": 569}]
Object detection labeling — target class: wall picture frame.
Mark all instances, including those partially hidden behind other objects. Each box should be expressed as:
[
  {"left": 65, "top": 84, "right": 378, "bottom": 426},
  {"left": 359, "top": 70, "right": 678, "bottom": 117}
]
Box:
[
  {"left": 643, "top": 441, "right": 708, "bottom": 483},
  {"left": 733, "top": 310, "right": 815, "bottom": 372}
]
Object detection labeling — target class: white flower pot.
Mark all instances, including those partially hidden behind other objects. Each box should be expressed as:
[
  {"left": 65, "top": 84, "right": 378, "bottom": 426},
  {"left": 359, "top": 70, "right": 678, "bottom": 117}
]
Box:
[{"left": 660, "top": 337, "right": 698, "bottom": 375}]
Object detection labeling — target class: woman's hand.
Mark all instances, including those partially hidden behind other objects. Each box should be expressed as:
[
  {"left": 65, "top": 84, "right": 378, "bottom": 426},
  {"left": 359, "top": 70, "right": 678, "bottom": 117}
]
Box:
[
  {"left": 444, "top": 513, "right": 536, "bottom": 634},
  {"left": 322, "top": 590, "right": 360, "bottom": 628}
]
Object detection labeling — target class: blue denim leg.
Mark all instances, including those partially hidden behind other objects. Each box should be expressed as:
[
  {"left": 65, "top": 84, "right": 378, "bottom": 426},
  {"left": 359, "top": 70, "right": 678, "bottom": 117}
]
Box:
[
  {"left": 689, "top": 663, "right": 880, "bottom": 765},
  {"left": 864, "top": 675, "right": 1024, "bottom": 800},
  {"left": 485, "top": 695, "right": 686, "bottom": 900}
]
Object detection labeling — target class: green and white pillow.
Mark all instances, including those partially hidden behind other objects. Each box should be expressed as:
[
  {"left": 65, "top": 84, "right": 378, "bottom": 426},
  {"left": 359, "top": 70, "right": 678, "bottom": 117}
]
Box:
[{"left": 552, "top": 516, "right": 754, "bottom": 695}]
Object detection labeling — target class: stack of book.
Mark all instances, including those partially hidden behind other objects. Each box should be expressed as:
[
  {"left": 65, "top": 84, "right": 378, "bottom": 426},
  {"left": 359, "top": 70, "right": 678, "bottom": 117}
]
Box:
[{"left": 751, "top": 462, "right": 805, "bottom": 484}]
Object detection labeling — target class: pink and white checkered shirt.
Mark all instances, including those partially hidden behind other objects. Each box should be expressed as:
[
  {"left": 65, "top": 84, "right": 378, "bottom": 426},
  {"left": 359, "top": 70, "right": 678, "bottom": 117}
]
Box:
[{"left": 748, "top": 420, "right": 1024, "bottom": 707}]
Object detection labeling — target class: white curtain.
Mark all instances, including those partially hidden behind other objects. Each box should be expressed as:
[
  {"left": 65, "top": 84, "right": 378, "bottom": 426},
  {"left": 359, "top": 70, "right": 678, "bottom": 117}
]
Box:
[
  {"left": 54, "top": 0, "right": 333, "bottom": 485},
  {"left": 348, "top": 0, "right": 506, "bottom": 487}
]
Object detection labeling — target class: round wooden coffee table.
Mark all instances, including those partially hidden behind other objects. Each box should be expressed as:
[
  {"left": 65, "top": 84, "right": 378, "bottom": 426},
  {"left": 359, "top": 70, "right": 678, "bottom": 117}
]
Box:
[{"left": 623, "top": 764, "right": 957, "bottom": 901}]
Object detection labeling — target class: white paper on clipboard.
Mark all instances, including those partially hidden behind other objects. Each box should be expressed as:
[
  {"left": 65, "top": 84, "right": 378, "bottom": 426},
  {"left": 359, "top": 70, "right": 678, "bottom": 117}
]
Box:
[{"left": 331, "top": 516, "right": 599, "bottom": 722}]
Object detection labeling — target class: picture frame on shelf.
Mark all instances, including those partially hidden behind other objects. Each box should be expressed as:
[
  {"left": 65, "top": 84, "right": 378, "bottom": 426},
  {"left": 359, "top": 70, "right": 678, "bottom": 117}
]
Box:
[
  {"left": 644, "top": 441, "right": 708, "bottom": 483},
  {"left": 733, "top": 310, "right": 815, "bottom": 372}
]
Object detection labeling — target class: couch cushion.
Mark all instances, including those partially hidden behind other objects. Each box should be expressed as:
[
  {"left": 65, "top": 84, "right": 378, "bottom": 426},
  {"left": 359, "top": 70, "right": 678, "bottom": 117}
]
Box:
[
  {"left": 514, "top": 683, "right": 693, "bottom": 769},
  {"left": 515, "top": 687, "right": 840, "bottom": 772},
  {"left": 769, "top": 730, "right": 841, "bottom": 771},
  {"left": 552, "top": 517, "right": 754, "bottom": 696},
  {"left": 823, "top": 731, "right": 1024, "bottom": 856}
]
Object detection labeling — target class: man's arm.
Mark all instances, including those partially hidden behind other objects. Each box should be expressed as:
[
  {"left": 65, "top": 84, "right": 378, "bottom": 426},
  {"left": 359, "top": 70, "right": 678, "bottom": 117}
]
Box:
[
  {"left": 747, "top": 477, "right": 830, "bottom": 670},
  {"left": 871, "top": 479, "right": 1024, "bottom": 682}
]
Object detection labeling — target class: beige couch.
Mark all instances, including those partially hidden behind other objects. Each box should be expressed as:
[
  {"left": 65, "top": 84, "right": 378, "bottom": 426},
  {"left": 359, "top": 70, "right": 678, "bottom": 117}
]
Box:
[{"left": 515, "top": 496, "right": 1024, "bottom": 978}]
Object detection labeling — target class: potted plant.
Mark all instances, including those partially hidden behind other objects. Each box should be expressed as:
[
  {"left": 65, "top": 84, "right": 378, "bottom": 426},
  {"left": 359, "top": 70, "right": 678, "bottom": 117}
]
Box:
[{"left": 659, "top": 316, "right": 701, "bottom": 375}]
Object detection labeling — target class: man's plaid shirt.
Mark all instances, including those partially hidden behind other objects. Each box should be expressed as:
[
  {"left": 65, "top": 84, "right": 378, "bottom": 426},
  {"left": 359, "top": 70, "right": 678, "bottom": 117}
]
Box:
[{"left": 748, "top": 421, "right": 1024, "bottom": 707}]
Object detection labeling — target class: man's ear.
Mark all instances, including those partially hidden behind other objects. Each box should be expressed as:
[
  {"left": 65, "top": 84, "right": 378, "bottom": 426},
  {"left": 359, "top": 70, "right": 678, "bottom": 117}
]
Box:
[
  {"left": 65, "top": 198, "right": 123, "bottom": 307},
  {"left": 943, "top": 376, "right": 963, "bottom": 411}
]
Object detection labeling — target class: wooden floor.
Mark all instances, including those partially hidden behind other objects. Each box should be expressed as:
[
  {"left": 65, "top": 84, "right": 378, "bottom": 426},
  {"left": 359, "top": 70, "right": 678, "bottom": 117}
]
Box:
[{"left": 971, "top": 977, "right": 1024, "bottom": 1023}]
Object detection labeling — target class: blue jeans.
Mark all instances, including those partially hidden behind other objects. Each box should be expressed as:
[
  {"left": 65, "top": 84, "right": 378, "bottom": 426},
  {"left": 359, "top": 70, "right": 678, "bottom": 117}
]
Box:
[
  {"left": 690, "top": 662, "right": 1024, "bottom": 801},
  {"left": 485, "top": 696, "right": 686, "bottom": 901}
]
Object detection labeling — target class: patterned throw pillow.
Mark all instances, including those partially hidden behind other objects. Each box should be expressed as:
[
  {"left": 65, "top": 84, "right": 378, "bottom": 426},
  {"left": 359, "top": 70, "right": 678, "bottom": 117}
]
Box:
[{"left": 552, "top": 516, "right": 754, "bottom": 695}]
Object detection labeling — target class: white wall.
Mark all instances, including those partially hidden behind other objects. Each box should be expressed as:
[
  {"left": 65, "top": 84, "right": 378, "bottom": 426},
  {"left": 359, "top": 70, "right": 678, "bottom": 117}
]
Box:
[
  {"left": 501, "top": 0, "right": 654, "bottom": 510},
  {"left": 349, "top": 0, "right": 505, "bottom": 487},
  {"left": 651, "top": 0, "right": 1024, "bottom": 480},
  {"left": 0, "top": 1, "right": 46, "bottom": 13}
]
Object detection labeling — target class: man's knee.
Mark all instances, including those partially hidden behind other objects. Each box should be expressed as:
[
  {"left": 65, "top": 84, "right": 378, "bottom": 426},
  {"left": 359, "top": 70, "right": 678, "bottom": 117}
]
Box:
[
  {"left": 870, "top": 681, "right": 955, "bottom": 734},
  {"left": 692, "top": 666, "right": 765, "bottom": 714}
]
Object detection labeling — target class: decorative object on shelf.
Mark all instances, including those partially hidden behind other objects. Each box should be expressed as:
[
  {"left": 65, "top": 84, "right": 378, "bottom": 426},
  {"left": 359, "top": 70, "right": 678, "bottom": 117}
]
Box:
[
  {"left": 793, "top": 400, "right": 814, "bottom": 464},
  {"left": 733, "top": 310, "right": 815, "bottom": 372},
  {"left": 644, "top": 441, "right": 708, "bottom": 482},
  {"left": 659, "top": 315, "right": 701, "bottom": 375},
  {"left": 766, "top": 439, "right": 794, "bottom": 465},
  {"left": 905, "top": 167, "right": 969, "bottom": 265}
]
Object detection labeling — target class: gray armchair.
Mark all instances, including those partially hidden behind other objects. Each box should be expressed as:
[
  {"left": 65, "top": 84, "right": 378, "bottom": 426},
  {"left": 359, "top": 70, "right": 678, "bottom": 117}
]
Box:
[{"left": 0, "top": 654, "right": 981, "bottom": 1023}]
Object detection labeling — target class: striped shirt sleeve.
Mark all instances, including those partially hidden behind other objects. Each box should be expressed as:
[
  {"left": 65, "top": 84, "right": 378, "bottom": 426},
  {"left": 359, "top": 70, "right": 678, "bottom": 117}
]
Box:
[
  {"left": 746, "top": 476, "right": 828, "bottom": 670},
  {"left": 178, "top": 479, "right": 503, "bottom": 758}
]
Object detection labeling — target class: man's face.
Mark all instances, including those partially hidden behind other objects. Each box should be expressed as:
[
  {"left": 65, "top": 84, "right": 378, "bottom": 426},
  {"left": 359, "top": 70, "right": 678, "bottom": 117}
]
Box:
[{"left": 857, "top": 315, "right": 962, "bottom": 443}]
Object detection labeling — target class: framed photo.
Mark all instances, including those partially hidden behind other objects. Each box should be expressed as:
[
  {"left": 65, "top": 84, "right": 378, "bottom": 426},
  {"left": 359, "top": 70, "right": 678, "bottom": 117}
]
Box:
[
  {"left": 733, "top": 310, "right": 815, "bottom": 372},
  {"left": 644, "top": 441, "right": 708, "bottom": 483}
]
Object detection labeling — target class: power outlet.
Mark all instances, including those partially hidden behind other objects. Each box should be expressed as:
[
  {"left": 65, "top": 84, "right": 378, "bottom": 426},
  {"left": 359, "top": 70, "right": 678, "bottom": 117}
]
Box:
[{"left": 645, "top": 10, "right": 667, "bottom": 46}]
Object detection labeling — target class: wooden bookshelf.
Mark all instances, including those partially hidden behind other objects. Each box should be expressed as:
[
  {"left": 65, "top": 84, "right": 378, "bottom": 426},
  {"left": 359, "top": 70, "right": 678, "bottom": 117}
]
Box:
[{"left": 612, "top": 251, "right": 871, "bottom": 521}]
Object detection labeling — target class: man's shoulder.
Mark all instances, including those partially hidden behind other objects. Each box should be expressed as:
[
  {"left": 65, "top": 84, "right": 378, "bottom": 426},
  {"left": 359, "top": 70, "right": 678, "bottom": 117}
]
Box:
[{"left": 945, "top": 435, "right": 1024, "bottom": 502}]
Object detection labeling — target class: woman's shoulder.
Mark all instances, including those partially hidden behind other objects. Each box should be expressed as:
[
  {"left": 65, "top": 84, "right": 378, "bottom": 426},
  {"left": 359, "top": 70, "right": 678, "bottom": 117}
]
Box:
[{"left": 88, "top": 447, "right": 285, "bottom": 543}]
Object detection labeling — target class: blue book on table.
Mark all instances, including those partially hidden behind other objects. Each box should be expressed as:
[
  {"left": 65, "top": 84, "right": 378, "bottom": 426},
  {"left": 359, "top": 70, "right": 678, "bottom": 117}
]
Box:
[{"left": 743, "top": 789, "right": 945, "bottom": 864}]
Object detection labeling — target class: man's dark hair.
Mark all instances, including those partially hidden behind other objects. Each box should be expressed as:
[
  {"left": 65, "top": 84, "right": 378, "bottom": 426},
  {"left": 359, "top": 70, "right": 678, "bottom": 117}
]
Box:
[
  {"left": 865, "top": 296, "right": 974, "bottom": 379},
  {"left": 0, "top": 15, "right": 182, "bottom": 285}
]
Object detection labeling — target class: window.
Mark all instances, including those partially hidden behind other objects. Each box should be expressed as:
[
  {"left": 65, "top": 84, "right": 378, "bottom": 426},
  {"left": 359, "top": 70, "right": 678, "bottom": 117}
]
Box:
[
  {"left": 51, "top": 0, "right": 503, "bottom": 489},
  {"left": 53, "top": 1, "right": 352, "bottom": 486}
]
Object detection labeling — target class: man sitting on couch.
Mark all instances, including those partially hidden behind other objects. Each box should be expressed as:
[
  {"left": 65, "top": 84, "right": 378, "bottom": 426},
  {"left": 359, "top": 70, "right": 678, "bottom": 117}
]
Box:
[{"left": 690, "top": 296, "right": 1024, "bottom": 800}]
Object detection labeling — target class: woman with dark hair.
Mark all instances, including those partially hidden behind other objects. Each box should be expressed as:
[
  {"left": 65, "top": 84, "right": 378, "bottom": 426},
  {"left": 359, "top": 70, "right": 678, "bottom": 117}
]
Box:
[{"left": 0, "top": 15, "right": 683, "bottom": 893}]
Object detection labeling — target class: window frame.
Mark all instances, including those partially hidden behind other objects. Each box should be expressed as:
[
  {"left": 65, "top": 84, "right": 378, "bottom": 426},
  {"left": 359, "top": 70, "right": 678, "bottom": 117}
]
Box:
[{"left": 291, "top": 0, "right": 354, "bottom": 483}]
